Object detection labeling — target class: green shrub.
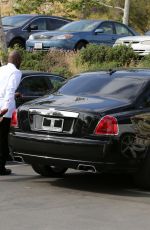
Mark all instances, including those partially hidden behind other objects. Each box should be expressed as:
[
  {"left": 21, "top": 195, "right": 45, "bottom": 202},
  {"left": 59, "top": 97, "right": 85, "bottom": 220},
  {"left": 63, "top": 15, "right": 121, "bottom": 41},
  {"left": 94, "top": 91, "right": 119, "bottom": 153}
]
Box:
[
  {"left": 7, "top": 44, "right": 141, "bottom": 78},
  {"left": 110, "top": 45, "right": 138, "bottom": 66},
  {"left": 138, "top": 54, "right": 150, "bottom": 68},
  {"left": 78, "top": 44, "right": 111, "bottom": 64},
  {"left": 79, "top": 44, "right": 138, "bottom": 67}
]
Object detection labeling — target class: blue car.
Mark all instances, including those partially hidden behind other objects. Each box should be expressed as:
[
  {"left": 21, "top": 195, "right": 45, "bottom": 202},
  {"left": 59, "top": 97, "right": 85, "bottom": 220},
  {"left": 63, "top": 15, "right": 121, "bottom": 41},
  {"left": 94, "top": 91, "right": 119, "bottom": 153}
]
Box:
[{"left": 26, "top": 19, "right": 137, "bottom": 51}]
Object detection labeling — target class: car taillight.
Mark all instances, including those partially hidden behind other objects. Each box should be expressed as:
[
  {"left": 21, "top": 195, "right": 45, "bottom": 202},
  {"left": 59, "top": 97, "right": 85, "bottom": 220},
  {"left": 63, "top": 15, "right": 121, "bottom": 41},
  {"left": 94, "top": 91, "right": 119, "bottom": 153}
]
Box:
[
  {"left": 11, "top": 110, "right": 18, "bottom": 128},
  {"left": 94, "top": 115, "right": 119, "bottom": 135}
]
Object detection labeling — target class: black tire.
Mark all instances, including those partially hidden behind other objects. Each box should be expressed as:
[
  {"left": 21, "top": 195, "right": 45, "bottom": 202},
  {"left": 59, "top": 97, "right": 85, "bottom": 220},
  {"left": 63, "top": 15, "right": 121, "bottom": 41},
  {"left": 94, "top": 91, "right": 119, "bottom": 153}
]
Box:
[
  {"left": 133, "top": 149, "right": 150, "bottom": 189},
  {"left": 9, "top": 39, "right": 25, "bottom": 49},
  {"left": 31, "top": 164, "right": 67, "bottom": 177},
  {"left": 75, "top": 41, "right": 87, "bottom": 50}
]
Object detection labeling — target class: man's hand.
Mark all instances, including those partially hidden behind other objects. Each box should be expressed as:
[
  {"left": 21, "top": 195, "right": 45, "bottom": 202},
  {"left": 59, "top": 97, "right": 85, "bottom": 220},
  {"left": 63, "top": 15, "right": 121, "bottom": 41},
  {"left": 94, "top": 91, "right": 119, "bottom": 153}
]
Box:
[
  {"left": 0, "top": 108, "right": 8, "bottom": 117},
  {"left": 0, "top": 109, "right": 8, "bottom": 122}
]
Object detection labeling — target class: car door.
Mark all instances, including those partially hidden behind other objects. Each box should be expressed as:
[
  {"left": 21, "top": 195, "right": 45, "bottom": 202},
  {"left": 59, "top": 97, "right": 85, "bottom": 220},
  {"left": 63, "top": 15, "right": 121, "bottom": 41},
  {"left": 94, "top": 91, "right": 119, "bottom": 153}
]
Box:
[
  {"left": 16, "top": 75, "right": 53, "bottom": 107},
  {"left": 91, "top": 21, "right": 115, "bottom": 46},
  {"left": 23, "top": 17, "right": 48, "bottom": 40}
]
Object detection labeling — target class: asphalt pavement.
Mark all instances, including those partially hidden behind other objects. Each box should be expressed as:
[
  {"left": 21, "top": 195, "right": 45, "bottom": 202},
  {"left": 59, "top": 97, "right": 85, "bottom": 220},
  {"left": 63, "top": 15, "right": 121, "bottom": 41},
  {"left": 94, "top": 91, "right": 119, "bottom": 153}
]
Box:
[{"left": 0, "top": 163, "right": 150, "bottom": 230}]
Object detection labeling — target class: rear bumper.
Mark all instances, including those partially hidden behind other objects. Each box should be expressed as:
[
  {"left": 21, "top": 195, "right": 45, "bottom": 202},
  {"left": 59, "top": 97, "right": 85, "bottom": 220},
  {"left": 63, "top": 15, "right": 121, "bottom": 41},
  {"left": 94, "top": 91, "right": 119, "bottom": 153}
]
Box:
[
  {"left": 9, "top": 131, "right": 112, "bottom": 169},
  {"left": 26, "top": 40, "right": 74, "bottom": 51}
]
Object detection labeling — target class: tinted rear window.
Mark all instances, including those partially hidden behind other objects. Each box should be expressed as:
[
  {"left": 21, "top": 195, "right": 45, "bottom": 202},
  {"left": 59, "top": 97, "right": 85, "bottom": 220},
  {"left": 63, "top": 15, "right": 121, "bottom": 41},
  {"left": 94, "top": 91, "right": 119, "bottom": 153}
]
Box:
[{"left": 57, "top": 74, "right": 147, "bottom": 101}]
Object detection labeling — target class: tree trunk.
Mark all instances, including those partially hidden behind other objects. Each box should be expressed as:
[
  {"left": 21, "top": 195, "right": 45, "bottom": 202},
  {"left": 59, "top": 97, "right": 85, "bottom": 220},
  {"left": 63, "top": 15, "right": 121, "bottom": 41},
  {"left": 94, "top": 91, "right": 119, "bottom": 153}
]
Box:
[
  {"left": 0, "top": 8, "right": 7, "bottom": 65},
  {"left": 123, "top": 0, "right": 130, "bottom": 25}
]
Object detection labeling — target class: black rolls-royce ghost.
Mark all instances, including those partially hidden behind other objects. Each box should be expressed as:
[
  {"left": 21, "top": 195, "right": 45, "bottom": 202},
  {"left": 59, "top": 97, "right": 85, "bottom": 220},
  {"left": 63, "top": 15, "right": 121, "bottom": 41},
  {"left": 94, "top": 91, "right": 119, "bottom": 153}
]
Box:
[{"left": 10, "top": 69, "right": 150, "bottom": 187}]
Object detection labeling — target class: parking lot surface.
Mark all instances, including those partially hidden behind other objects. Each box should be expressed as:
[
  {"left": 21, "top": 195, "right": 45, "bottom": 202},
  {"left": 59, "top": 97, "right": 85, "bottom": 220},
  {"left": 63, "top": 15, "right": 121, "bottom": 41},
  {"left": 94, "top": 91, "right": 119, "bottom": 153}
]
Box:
[{"left": 1, "top": 163, "right": 150, "bottom": 230}]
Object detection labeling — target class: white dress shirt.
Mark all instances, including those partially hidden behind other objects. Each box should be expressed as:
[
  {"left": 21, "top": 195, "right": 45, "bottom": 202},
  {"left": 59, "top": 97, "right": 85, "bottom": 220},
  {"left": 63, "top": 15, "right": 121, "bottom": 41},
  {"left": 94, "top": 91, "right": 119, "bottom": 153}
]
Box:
[{"left": 0, "top": 63, "right": 22, "bottom": 118}]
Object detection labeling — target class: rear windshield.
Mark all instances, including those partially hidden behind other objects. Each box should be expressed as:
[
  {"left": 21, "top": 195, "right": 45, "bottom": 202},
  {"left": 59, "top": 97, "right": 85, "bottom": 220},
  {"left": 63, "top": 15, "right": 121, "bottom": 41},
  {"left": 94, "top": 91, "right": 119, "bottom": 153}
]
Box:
[{"left": 57, "top": 74, "right": 147, "bottom": 101}]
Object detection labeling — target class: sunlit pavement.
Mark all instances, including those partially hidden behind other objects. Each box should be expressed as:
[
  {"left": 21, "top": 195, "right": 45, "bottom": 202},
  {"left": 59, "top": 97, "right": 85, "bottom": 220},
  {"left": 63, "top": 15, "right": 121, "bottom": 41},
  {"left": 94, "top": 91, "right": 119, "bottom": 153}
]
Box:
[{"left": 0, "top": 163, "right": 150, "bottom": 230}]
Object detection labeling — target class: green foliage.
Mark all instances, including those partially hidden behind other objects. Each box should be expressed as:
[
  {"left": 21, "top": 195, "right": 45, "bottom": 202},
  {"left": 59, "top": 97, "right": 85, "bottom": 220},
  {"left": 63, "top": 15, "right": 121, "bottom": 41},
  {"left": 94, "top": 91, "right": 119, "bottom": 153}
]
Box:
[
  {"left": 79, "top": 44, "right": 138, "bottom": 67},
  {"left": 14, "top": 0, "right": 47, "bottom": 14},
  {"left": 13, "top": 0, "right": 150, "bottom": 32},
  {"left": 9, "top": 45, "right": 147, "bottom": 78},
  {"left": 137, "top": 54, "right": 150, "bottom": 68},
  {"left": 108, "top": 45, "right": 138, "bottom": 66},
  {"left": 78, "top": 44, "right": 111, "bottom": 64}
]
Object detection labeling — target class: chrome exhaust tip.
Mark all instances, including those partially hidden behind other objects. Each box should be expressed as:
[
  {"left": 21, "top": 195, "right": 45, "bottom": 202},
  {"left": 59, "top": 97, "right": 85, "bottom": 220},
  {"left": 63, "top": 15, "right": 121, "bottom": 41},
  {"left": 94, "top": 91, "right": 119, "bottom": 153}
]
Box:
[
  {"left": 13, "top": 156, "right": 25, "bottom": 164},
  {"left": 77, "top": 164, "right": 97, "bottom": 173}
]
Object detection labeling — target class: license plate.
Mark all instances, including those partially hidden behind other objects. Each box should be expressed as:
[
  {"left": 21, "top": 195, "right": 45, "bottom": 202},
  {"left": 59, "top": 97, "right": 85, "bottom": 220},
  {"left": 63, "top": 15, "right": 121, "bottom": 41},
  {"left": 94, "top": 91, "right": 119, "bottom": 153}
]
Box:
[
  {"left": 34, "top": 42, "right": 43, "bottom": 49},
  {"left": 42, "top": 117, "right": 64, "bottom": 132}
]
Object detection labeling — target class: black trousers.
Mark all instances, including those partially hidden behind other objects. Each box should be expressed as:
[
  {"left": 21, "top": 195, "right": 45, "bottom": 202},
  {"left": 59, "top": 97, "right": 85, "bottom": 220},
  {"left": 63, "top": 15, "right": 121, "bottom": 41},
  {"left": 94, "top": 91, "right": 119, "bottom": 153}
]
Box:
[{"left": 0, "top": 118, "right": 11, "bottom": 170}]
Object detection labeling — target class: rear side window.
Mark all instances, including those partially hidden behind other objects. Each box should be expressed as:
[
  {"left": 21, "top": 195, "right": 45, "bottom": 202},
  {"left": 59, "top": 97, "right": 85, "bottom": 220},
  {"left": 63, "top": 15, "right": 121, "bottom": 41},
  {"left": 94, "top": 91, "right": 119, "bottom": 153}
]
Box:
[
  {"left": 98, "top": 22, "right": 114, "bottom": 34},
  {"left": 47, "top": 19, "right": 69, "bottom": 30},
  {"left": 114, "top": 22, "right": 133, "bottom": 35},
  {"left": 47, "top": 76, "right": 64, "bottom": 90},
  {"left": 30, "top": 18, "right": 47, "bottom": 30},
  {"left": 18, "top": 76, "right": 52, "bottom": 96}
]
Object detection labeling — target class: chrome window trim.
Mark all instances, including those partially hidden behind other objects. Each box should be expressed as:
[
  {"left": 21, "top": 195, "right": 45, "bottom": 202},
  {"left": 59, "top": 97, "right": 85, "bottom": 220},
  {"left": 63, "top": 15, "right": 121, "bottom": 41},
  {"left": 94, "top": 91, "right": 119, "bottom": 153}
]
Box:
[
  {"left": 22, "top": 17, "right": 70, "bottom": 32},
  {"left": 29, "top": 108, "right": 79, "bottom": 118}
]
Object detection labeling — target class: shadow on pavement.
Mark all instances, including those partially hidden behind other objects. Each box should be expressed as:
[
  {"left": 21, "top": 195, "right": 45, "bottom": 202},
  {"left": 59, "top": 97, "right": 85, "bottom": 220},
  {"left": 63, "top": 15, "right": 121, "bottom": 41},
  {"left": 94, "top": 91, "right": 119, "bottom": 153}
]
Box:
[{"left": 48, "top": 171, "right": 150, "bottom": 197}]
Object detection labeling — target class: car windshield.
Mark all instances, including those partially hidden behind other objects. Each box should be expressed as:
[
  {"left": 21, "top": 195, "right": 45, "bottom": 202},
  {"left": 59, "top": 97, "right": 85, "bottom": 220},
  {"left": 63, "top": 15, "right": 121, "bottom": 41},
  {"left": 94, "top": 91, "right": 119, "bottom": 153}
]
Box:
[
  {"left": 58, "top": 20, "right": 100, "bottom": 32},
  {"left": 2, "top": 15, "right": 33, "bottom": 27},
  {"left": 57, "top": 74, "right": 147, "bottom": 101}
]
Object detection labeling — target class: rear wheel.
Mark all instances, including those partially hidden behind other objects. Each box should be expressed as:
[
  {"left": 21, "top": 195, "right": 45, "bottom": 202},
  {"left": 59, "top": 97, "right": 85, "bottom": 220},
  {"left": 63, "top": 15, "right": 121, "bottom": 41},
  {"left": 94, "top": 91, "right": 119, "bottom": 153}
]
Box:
[
  {"left": 120, "top": 133, "right": 146, "bottom": 159},
  {"left": 31, "top": 164, "right": 67, "bottom": 177},
  {"left": 120, "top": 134, "right": 136, "bottom": 158}
]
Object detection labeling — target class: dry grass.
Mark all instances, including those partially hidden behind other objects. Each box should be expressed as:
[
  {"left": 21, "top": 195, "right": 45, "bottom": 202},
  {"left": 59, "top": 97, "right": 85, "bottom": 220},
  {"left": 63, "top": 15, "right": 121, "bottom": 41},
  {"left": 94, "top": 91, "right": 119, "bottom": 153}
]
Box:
[
  {"left": 1, "top": 1, "right": 13, "bottom": 16},
  {"left": 41, "top": 49, "right": 83, "bottom": 77}
]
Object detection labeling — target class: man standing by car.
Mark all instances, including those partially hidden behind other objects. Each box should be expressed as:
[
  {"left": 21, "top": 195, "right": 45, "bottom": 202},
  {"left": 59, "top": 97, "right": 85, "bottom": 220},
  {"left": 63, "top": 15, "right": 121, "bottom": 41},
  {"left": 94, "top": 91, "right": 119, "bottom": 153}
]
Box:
[{"left": 0, "top": 50, "right": 22, "bottom": 175}]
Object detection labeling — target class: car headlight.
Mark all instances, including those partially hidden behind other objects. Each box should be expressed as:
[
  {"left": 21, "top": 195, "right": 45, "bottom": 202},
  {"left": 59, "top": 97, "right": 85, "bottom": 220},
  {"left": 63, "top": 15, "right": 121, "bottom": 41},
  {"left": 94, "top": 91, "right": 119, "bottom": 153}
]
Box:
[
  {"left": 28, "top": 35, "right": 34, "bottom": 40},
  {"left": 141, "top": 40, "right": 150, "bottom": 45},
  {"left": 51, "top": 34, "right": 74, "bottom": 40},
  {"left": 114, "top": 40, "right": 122, "bottom": 45}
]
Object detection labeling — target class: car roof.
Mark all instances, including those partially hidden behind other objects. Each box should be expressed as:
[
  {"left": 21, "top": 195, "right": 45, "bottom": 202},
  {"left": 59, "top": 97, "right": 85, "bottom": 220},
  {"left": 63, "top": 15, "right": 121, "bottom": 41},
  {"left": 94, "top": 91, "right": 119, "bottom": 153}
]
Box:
[
  {"left": 10, "top": 14, "right": 72, "bottom": 21},
  {"left": 3, "top": 14, "right": 72, "bottom": 22},
  {"left": 75, "top": 19, "right": 127, "bottom": 23},
  {"left": 79, "top": 69, "right": 150, "bottom": 80},
  {"left": 21, "top": 70, "right": 65, "bottom": 79}
]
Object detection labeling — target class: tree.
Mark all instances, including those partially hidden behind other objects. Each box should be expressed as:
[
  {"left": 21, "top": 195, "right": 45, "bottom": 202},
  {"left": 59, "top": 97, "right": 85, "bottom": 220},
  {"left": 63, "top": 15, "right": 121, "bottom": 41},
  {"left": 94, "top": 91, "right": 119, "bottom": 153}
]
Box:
[
  {"left": 0, "top": 1, "right": 8, "bottom": 65},
  {"left": 13, "top": 0, "right": 150, "bottom": 33}
]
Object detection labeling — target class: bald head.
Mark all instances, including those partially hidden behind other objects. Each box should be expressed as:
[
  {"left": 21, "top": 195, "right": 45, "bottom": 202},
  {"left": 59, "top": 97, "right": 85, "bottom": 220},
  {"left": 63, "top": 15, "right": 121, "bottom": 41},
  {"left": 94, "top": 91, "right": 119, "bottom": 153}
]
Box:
[{"left": 8, "top": 50, "right": 22, "bottom": 69}]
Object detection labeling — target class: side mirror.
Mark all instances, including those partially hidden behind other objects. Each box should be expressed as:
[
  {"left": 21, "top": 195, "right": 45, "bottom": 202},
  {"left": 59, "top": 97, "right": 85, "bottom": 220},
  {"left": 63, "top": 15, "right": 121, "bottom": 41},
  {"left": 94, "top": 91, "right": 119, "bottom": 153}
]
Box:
[
  {"left": 95, "top": 28, "right": 104, "bottom": 34},
  {"left": 27, "top": 24, "right": 38, "bottom": 32}
]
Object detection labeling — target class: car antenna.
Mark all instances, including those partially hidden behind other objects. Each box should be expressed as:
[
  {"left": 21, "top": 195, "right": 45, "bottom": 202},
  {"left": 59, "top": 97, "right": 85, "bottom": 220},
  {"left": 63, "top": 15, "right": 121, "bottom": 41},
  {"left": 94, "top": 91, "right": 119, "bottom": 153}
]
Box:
[{"left": 108, "top": 69, "right": 116, "bottom": 75}]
